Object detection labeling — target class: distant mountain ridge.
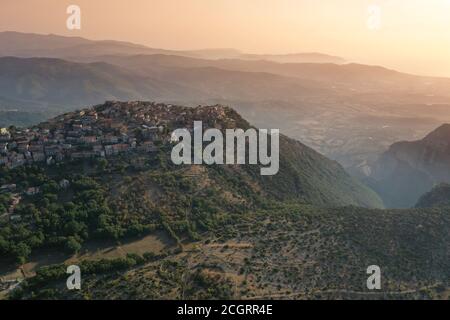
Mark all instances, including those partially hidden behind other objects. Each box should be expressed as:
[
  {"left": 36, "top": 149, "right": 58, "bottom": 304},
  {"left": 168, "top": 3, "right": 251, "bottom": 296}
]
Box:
[
  {"left": 4, "top": 54, "right": 450, "bottom": 125},
  {"left": 0, "top": 56, "right": 334, "bottom": 118},
  {"left": 0, "top": 56, "right": 204, "bottom": 114},
  {"left": 0, "top": 31, "right": 346, "bottom": 64}
]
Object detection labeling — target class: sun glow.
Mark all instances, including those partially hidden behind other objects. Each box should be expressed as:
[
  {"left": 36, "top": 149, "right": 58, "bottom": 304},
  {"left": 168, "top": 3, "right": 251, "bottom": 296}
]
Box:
[{"left": 1, "top": 0, "right": 450, "bottom": 76}]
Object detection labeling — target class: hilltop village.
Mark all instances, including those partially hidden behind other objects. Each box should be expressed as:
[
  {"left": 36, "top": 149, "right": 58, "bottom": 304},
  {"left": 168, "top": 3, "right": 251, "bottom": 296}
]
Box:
[
  {"left": 0, "top": 101, "right": 237, "bottom": 172},
  {"left": 0, "top": 101, "right": 240, "bottom": 224}
]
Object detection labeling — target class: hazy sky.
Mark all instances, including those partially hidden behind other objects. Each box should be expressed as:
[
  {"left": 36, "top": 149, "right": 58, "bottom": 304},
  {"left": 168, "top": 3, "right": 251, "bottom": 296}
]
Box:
[{"left": 2, "top": 0, "right": 450, "bottom": 77}]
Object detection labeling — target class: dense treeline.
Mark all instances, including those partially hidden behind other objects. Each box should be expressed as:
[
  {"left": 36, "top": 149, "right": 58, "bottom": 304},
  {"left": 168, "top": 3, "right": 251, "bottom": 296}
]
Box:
[
  {"left": 10, "top": 252, "right": 170, "bottom": 299},
  {"left": 0, "top": 156, "right": 258, "bottom": 265},
  {"left": 0, "top": 166, "right": 156, "bottom": 264},
  {"left": 0, "top": 193, "right": 12, "bottom": 214}
]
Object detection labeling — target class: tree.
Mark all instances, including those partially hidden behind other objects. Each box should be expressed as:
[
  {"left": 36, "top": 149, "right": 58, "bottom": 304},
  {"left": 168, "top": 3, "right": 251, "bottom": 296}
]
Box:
[
  {"left": 0, "top": 236, "right": 9, "bottom": 254},
  {"left": 96, "top": 158, "right": 108, "bottom": 171},
  {"left": 65, "top": 236, "right": 82, "bottom": 253},
  {"left": 12, "top": 242, "right": 31, "bottom": 265}
]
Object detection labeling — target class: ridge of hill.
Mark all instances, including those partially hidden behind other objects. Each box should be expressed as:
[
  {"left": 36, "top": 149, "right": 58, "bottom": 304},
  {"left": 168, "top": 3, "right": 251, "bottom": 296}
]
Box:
[{"left": 416, "top": 183, "right": 450, "bottom": 208}]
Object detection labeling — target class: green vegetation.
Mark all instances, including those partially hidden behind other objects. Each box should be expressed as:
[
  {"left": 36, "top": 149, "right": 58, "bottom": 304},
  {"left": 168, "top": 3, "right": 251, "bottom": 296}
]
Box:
[
  {"left": 0, "top": 193, "right": 12, "bottom": 214},
  {"left": 0, "top": 102, "right": 447, "bottom": 300},
  {"left": 0, "top": 165, "right": 157, "bottom": 264},
  {"left": 9, "top": 202, "right": 450, "bottom": 300}
]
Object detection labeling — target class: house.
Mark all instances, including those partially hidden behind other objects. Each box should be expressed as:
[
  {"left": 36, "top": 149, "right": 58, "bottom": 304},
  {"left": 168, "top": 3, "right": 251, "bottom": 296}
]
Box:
[
  {"left": 25, "top": 187, "right": 41, "bottom": 196},
  {"left": 81, "top": 136, "right": 97, "bottom": 144},
  {"left": 61, "top": 144, "right": 72, "bottom": 150},
  {"left": 138, "top": 141, "right": 158, "bottom": 152},
  {"left": 54, "top": 152, "right": 65, "bottom": 162},
  {"left": 67, "top": 131, "right": 82, "bottom": 138},
  {"left": 71, "top": 152, "right": 96, "bottom": 159},
  {"left": 93, "top": 145, "right": 105, "bottom": 157},
  {"left": 66, "top": 137, "right": 79, "bottom": 144},
  {"left": 32, "top": 152, "right": 46, "bottom": 162},
  {"left": 95, "top": 150, "right": 106, "bottom": 157},
  {"left": 17, "top": 143, "right": 29, "bottom": 153},
  {"left": 44, "top": 145, "right": 60, "bottom": 156},
  {"left": 45, "top": 138, "right": 59, "bottom": 145},
  {"left": 0, "top": 143, "right": 8, "bottom": 155},
  {"left": 81, "top": 112, "right": 98, "bottom": 125},
  {"left": 113, "top": 144, "right": 130, "bottom": 153},
  {"left": 102, "top": 135, "right": 119, "bottom": 144},
  {"left": 100, "top": 118, "right": 113, "bottom": 128},
  {"left": 29, "top": 144, "right": 44, "bottom": 153},
  {"left": 9, "top": 155, "right": 26, "bottom": 168},
  {"left": 0, "top": 184, "right": 16, "bottom": 194},
  {"left": 8, "top": 141, "right": 17, "bottom": 149},
  {"left": 24, "top": 152, "right": 33, "bottom": 162},
  {"left": 104, "top": 145, "right": 114, "bottom": 156},
  {"left": 53, "top": 132, "right": 65, "bottom": 141}
]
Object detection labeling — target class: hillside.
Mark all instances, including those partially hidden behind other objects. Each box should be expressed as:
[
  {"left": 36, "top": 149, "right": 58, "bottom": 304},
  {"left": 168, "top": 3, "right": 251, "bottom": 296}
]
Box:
[
  {"left": 0, "top": 57, "right": 201, "bottom": 115},
  {"left": 2, "top": 102, "right": 450, "bottom": 300},
  {"left": 0, "top": 101, "right": 382, "bottom": 262},
  {"left": 416, "top": 183, "right": 450, "bottom": 208},
  {"left": 370, "top": 124, "right": 450, "bottom": 208},
  {"left": 6, "top": 204, "right": 450, "bottom": 300}
]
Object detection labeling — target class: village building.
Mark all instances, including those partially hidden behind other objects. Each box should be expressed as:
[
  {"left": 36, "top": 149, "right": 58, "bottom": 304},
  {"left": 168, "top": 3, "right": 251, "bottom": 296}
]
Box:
[
  {"left": 0, "top": 184, "right": 16, "bottom": 194},
  {"left": 25, "top": 187, "right": 41, "bottom": 196}
]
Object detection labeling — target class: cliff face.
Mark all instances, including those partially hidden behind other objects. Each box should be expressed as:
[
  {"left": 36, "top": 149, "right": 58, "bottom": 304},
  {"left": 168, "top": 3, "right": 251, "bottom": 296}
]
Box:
[
  {"left": 369, "top": 124, "right": 450, "bottom": 208},
  {"left": 416, "top": 183, "right": 450, "bottom": 208}
]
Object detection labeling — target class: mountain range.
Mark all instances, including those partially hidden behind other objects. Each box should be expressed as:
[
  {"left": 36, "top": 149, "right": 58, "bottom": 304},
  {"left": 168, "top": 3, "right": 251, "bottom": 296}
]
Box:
[
  {"left": 1, "top": 32, "right": 450, "bottom": 178},
  {"left": 0, "top": 31, "right": 346, "bottom": 64}
]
